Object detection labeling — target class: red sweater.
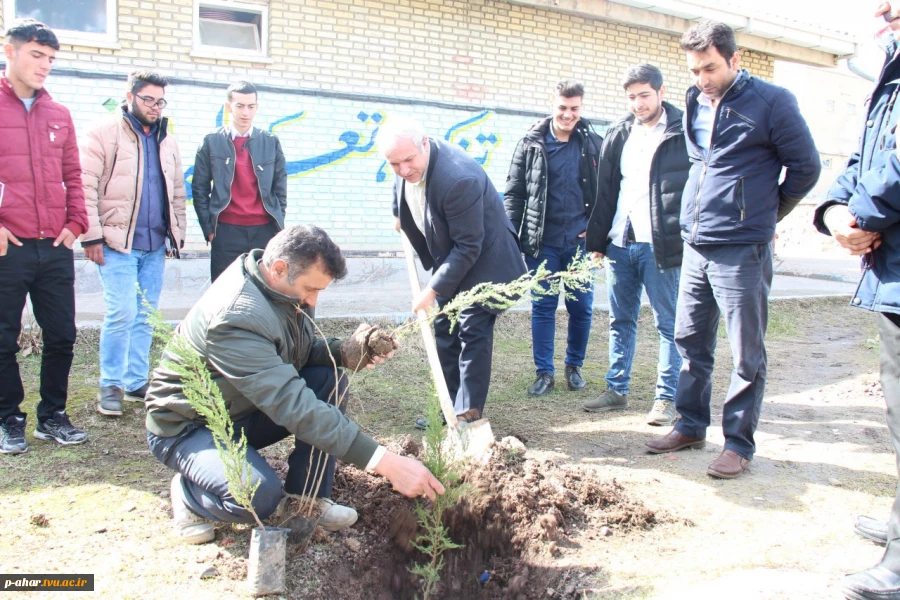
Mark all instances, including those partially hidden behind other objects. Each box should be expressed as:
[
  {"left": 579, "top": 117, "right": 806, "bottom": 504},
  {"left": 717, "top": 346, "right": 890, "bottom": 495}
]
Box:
[
  {"left": 218, "top": 136, "right": 271, "bottom": 226},
  {"left": 0, "top": 77, "right": 87, "bottom": 239}
]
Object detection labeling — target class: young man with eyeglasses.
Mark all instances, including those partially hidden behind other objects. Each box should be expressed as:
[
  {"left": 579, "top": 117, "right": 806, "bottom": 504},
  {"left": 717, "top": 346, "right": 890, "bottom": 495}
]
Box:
[
  {"left": 79, "top": 70, "right": 187, "bottom": 417},
  {"left": 192, "top": 81, "right": 288, "bottom": 282},
  {"left": 0, "top": 20, "right": 89, "bottom": 454}
]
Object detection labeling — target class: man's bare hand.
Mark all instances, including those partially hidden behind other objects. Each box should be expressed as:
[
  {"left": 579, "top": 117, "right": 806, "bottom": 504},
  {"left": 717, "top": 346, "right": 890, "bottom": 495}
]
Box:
[
  {"left": 339, "top": 323, "right": 398, "bottom": 372},
  {"left": 0, "top": 226, "right": 22, "bottom": 257},
  {"left": 824, "top": 205, "right": 882, "bottom": 255},
  {"left": 53, "top": 227, "right": 76, "bottom": 250},
  {"left": 590, "top": 251, "right": 605, "bottom": 264},
  {"left": 412, "top": 286, "right": 438, "bottom": 314},
  {"left": 207, "top": 233, "right": 215, "bottom": 242},
  {"left": 83, "top": 243, "right": 105, "bottom": 265},
  {"left": 374, "top": 451, "right": 445, "bottom": 501},
  {"left": 393, "top": 216, "right": 401, "bottom": 232}
]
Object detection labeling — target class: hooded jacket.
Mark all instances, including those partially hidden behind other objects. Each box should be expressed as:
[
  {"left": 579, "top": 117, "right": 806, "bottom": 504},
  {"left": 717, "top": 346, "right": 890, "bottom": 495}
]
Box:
[{"left": 145, "top": 249, "right": 378, "bottom": 469}]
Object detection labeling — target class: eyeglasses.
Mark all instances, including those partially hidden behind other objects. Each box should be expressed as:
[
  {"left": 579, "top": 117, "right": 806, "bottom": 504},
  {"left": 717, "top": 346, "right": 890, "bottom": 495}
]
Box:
[{"left": 135, "top": 94, "right": 167, "bottom": 109}]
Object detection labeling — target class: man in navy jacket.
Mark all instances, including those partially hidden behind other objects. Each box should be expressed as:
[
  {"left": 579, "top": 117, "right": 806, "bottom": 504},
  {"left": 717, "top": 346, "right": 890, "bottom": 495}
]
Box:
[
  {"left": 645, "top": 20, "right": 820, "bottom": 479},
  {"left": 815, "top": 4, "right": 900, "bottom": 597},
  {"left": 380, "top": 116, "right": 526, "bottom": 428}
]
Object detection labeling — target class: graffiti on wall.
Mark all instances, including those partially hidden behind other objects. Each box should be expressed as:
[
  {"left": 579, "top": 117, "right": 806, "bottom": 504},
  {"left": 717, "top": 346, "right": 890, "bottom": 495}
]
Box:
[{"left": 180, "top": 107, "right": 503, "bottom": 199}]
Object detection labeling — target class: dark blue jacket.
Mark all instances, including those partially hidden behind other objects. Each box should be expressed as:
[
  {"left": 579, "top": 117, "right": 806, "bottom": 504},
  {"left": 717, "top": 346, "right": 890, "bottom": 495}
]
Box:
[
  {"left": 392, "top": 138, "right": 526, "bottom": 306},
  {"left": 682, "top": 70, "right": 820, "bottom": 245},
  {"left": 814, "top": 46, "right": 900, "bottom": 315}
]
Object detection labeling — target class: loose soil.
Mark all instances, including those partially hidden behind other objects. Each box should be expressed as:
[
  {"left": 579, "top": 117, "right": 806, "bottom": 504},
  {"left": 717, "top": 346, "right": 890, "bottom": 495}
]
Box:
[{"left": 0, "top": 297, "right": 891, "bottom": 599}]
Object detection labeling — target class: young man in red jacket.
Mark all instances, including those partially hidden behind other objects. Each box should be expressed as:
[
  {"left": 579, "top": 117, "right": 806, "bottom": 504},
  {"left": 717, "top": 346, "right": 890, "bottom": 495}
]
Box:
[{"left": 0, "top": 20, "right": 89, "bottom": 454}]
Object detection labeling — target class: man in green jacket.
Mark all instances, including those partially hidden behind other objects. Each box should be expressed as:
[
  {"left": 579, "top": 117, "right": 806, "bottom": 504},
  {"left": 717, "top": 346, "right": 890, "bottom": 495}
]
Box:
[{"left": 146, "top": 225, "right": 443, "bottom": 544}]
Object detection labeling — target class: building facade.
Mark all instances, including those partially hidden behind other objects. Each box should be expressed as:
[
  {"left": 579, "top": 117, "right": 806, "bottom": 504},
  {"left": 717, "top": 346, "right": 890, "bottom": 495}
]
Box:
[{"left": 2, "top": 0, "right": 848, "bottom": 253}]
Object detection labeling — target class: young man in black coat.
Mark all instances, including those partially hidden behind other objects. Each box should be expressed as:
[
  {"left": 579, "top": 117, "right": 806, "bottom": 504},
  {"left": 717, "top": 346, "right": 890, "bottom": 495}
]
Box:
[
  {"left": 584, "top": 64, "right": 690, "bottom": 426},
  {"left": 505, "top": 80, "right": 602, "bottom": 397}
]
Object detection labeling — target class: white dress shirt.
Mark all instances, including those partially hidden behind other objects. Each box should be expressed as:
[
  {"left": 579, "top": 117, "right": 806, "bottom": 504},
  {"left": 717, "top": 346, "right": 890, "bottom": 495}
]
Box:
[{"left": 608, "top": 110, "right": 668, "bottom": 247}]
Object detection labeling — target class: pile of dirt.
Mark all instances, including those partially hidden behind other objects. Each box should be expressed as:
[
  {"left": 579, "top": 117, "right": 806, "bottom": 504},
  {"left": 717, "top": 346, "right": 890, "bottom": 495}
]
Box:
[{"left": 257, "top": 436, "right": 683, "bottom": 599}]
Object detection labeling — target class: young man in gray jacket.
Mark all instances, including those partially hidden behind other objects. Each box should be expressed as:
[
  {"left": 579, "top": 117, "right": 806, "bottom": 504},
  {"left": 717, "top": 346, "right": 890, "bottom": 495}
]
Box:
[
  {"left": 192, "top": 81, "right": 287, "bottom": 282},
  {"left": 146, "top": 226, "right": 443, "bottom": 544}
]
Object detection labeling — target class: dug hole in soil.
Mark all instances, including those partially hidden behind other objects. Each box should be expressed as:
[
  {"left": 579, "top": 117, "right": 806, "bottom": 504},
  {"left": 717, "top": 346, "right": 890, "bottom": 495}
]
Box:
[{"left": 268, "top": 436, "right": 684, "bottom": 599}]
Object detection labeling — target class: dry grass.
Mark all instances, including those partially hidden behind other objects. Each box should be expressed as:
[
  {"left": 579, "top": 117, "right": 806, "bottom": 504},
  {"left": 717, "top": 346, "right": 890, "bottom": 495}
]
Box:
[{"left": 0, "top": 297, "right": 890, "bottom": 598}]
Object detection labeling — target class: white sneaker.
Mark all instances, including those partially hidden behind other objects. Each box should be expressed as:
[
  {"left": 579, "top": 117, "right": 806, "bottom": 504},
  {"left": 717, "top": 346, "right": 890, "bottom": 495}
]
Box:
[
  {"left": 316, "top": 497, "right": 358, "bottom": 532},
  {"left": 170, "top": 474, "right": 215, "bottom": 544}
]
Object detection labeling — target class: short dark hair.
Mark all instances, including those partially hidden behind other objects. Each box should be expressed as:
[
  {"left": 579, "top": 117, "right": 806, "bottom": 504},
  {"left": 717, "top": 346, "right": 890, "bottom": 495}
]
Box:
[
  {"left": 127, "top": 70, "right": 169, "bottom": 95},
  {"left": 621, "top": 64, "right": 664, "bottom": 91},
  {"left": 227, "top": 80, "right": 258, "bottom": 102},
  {"left": 5, "top": 19, "right": 59, "bottom": 51},
  {"left": 263, "top": 225, "right": 348, "bottom": 283},
  {"left": 681, "top": 20, "right": 738, "bottom": 62},
  {"left": 555, "top": 79, "right": 584, "bottom": 99}
]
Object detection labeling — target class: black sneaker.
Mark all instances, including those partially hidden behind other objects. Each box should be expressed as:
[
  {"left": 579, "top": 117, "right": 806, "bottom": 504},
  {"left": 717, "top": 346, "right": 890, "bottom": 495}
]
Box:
[
  {"left": 0, "top": 416, "right": 28, "bottom": 454},
  {"left": 34, "top": 411, "right": 88, "bottom": 445},
  {"left": 124, "top": 383, "right": 149, "bottom": 403}
]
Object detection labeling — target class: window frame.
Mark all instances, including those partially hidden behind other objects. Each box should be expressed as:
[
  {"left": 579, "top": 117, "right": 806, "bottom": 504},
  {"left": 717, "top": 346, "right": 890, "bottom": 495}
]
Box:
[
  {"left": 191, "top": 0, "right": 269, "bottom": 61},
  {"left": 2, "top": 0, "right": 119, "bottom": 48}
]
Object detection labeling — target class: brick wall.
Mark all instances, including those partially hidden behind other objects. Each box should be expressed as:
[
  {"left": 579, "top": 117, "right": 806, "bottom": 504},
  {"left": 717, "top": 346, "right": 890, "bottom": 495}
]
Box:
[{"left": 1, "top": 0, "right": 775, "bottom": 252}]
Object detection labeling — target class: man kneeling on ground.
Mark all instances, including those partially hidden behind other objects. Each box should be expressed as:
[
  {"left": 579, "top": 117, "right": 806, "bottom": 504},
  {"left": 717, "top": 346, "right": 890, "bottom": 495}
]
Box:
[{"left": 145, "top": 225, "right": 443, "bottom": 544}]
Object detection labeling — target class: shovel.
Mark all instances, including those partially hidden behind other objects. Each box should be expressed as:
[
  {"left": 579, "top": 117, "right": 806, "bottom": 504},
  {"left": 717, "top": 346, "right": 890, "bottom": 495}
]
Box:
[{"left": 399, "top": 232, "right": 494, "bottom": 460}]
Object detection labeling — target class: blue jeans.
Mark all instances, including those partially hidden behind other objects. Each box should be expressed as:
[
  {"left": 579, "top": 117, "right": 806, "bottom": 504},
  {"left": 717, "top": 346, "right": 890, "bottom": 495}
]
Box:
[
  {"left": 604, "top": 242, "right": 681, "bottom": 399},
  {"left": 524, "top": 242, "right": 594, "bottom": 375},
  {"left": 147, "top": 366, "right": 346, "bottom": 524},
  {"left": 673, "top": 242, "right": 773, "bottom": 460},
  {"left": 97, "top": 245, "right": 166, "bottom": 391}
]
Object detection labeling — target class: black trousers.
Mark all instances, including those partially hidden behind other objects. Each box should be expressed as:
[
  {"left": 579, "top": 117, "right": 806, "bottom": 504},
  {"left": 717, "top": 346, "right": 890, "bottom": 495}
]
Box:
[
  {"left": 209, "top": 221, "right": 279, "bottom": 282},
  {"left": 0, "top": 239, "right": 76, "bottom": 422},
  {"left": 433, "top": 301, "right": 497, "bottom": 416}
]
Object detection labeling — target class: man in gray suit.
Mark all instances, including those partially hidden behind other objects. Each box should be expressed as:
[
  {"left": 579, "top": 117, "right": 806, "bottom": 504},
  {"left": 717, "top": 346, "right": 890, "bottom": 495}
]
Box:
[{"left": 378, "top": 116, "right": 526, "bottom": 429}]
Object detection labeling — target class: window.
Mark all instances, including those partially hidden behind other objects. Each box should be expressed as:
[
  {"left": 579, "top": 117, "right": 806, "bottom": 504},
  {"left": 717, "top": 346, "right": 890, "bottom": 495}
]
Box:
[
  {"left": 824, "top": 100, "right": 835, "bottom": 112},
  {"left": 3, "top": 0, "right": 117, "bottom": 46},
  {"left": 194, "top": 0, "right": 267, "bottom": 58},
  {"left": 847, "top": 103, "right": 856, "bottom": 115}
]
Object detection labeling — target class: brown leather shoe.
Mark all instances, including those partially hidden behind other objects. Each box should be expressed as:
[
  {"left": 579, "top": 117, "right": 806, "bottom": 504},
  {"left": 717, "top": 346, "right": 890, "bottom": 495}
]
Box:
[
  {"left": 645, "top": 429, "right": 706, "bottom": 454},
  {"left": 707, "top": 449, "right": 751, "bottom": 479}
]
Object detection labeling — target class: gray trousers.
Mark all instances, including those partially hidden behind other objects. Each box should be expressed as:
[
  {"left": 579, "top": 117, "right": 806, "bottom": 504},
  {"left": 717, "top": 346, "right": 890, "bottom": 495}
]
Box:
[
  {"left": 881, "top": 313, "right": 900, "bottom": 551},
  {"left": 673, "top": 242, "right": 773, "bottom": 460},
  {"left": 148, "top": 365, "right": 346, "bottom": 524}
]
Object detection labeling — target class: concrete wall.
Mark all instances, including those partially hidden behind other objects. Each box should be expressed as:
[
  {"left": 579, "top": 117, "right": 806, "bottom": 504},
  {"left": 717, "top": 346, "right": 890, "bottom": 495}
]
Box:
[{"left": 2, "top": 0, "right": 776, "bottom": 252}]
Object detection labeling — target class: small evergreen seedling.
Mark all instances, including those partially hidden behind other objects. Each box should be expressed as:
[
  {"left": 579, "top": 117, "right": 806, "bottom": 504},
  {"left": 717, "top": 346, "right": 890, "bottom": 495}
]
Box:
[
  {"left": 146, "top": 303, "right": 264, "bottom": 529},
  {"left": 410, "top": 394, "right": 467, "bottom": 599}
]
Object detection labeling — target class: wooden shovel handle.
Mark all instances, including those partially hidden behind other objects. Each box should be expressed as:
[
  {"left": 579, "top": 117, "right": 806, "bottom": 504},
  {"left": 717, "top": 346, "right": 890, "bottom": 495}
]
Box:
[{"left": 400, "top": 232, "right": 459, "bottom": 431}]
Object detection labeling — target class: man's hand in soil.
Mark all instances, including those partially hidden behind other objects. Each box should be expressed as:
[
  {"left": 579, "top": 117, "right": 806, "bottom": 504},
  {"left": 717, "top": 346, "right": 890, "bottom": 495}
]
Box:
[
  {"left": 412, "top": 286, "right": 438, "bottom": 314},
  {"left": 824, "top": 205, "right": 882, "bottom": 255},
  {"left": 339, "top": 324, "right": 396, "bottom": 372},
  {"left": 0, "top": 226, "right": 22, "bottom": 256},
  {"left": 83, "top": 243, "right": 105, "bottom": 266},
  {"left": 374, "top": 451, "right": 445, "bottom": 501}
]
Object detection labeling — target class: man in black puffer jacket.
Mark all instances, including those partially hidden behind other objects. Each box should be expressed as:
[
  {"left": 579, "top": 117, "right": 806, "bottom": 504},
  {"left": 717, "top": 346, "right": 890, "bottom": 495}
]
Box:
[
  {"left": 584, "top": 64, "right": 690, "bottom": 427},
  {"left": 504, "top": 80, "right": 603, "bottom": 397}
]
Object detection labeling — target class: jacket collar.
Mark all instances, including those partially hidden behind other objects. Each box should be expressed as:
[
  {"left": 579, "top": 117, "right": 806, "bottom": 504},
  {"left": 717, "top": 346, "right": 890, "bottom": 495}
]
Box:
[
  {"left": 525, "top": 116, "right": 592, "bottom": 144},
  {"left": 0, "top": 75, "right": 49, "bottom": 104},
  {"left": 686, "top": 68, "right": 751, "bottom": 110},
  {"left": 120, "top": 104, "right": 169, "bottom": 143},
  {"left": 243, "top": 249, "right": 306, "bottom": 307}
]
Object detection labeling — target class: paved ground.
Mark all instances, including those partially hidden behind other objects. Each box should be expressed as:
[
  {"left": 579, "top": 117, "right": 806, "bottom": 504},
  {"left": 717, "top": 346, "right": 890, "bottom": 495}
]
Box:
[{"left": 54, "top": 247, "right": 863, "bottom": 327}]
